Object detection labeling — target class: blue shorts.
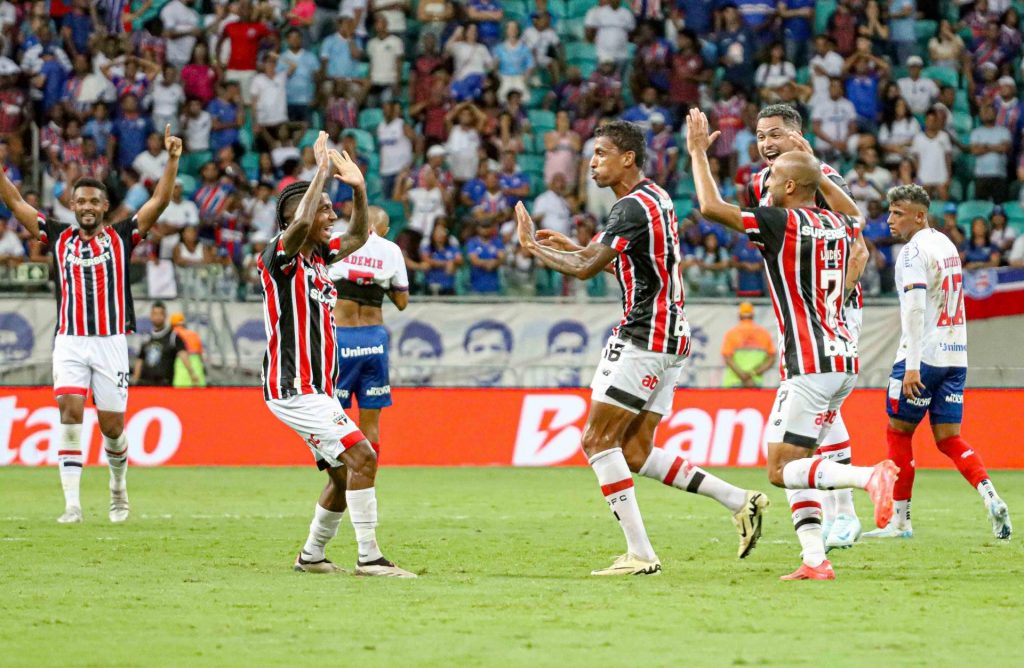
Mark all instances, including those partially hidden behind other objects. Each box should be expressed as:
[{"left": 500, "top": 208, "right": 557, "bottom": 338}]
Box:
[
  {"left": 335, "top": 325, "right": 392, "bottom": 410},
  {"left": 886, "top": 360, "right": 965, "bottom": 425}
]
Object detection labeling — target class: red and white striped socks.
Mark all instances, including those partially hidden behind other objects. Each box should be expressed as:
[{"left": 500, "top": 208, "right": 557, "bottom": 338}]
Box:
[
  {"left": 590, "top": 448, "right": 656, "bottom": 561},
  {"left": 58, "top": 423, "right": 83, "bottom": 510},
  {"left": 639, "top": 448, "right": 746, "bottom": 512},
  {"left": 787, "top": 489, "right": 826, "bottom": 567}
]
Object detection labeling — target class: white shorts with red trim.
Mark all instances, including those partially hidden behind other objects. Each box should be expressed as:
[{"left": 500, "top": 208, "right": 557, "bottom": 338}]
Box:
[
  {"left": 52, "top": 334, "right": 130, "bottom": 412},
  {"left": 764, "top": 372, "right": 857, "bottom": 448},
  {"left": 590, "top": 336, "right": 686, "bottom": 416},
  {"left": 266, "top": 393, "right": 366, "bottom": 470}
]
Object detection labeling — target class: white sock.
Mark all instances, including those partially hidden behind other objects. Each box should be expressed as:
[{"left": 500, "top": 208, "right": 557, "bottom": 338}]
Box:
[
  {"left": 58, "top": 424, "right": 83, "bottom": 509},
  {"left": 894, "top": 499, "right": 912, "bottom": 528},
  {"left": 590, "top": 448, "right": 656, "bottom": 561},
  {"left": 782, "top": 458, "right": 873, "bottom": 490},
  {"left": 833, "top": 489, "right": 856, "bottom": 516},
  {"left": 822, "top": 491, "right": 837, "bottom": 526},
  {"left": 786, "top": 488, "right": 826, "bottom": 567},
  {"left": 346, "top": 488, "right": 383, "bottom": 563},
  {"left": 302, "top": 504, "right": 345, "bottom": 562},
  {"left": 818, "top": 442, "right": 857, "bottom": 517},
  {"left": 639, "top": 448, "right": 746, "bottom": 512},
  {"left": 977, "top": 479, "right": 998, "bottom": 503},
  {"left": 104, "top": 433, "right": 128, "bottom": 492}
]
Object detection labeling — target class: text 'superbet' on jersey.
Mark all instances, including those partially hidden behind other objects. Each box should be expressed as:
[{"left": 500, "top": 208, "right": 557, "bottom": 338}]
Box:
[
  {"left": 258, "top": 234, "right": 343, "bottom": 401},
  {"left": 594, "top": 179, "right": 690, "bottom": 355},
  {"left": 741, "top": 206, "right": 860, "bottom": 379},
  {"left": 39, "top": 213, "right": 141, "bottom": 336}
]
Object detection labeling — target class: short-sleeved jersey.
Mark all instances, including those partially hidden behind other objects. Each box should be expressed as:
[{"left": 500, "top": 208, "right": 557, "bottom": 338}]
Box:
[
  {"left": 741, "top": 206, "right": 860, "bottom": 379},
  {"left": 594, "top": 179, "right": 689, "bottom": 355},
  {"left": 39, "top": 213, "right": 141, "bottom": 336},
  {"left": 258, "top": 233, "right": 343, "bottom": 400},
  {"left": 327, "top": 232, "right": 409, "bottom": 307},
  {"left": 893, "top": 228, "right": 968, "bottom": 369},
  {"left": 749, "top": 160, "right": 864, "bottom": 312}
]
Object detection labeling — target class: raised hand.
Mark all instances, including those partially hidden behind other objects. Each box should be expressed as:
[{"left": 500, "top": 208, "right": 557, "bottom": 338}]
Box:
[
  {"left": 685, "top": 108, "right": 720, "bottom": 155},
  {"left": 314, "top": 130, "right": 329, "bottom": 166},
  {"left": 329, "top": 149, "right": 365, "bottom": 189},
  {"left": 164, "top": 124, "right": 183, "bottom": 159},
  {"left": 787, "top": 129, "right": 815, "bottom": 156},
  {"left": 514, "top": 201, "right": 537, "bottom": 251}
]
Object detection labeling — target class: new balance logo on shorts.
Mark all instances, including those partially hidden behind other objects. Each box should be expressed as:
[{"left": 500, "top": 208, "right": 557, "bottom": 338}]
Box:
[
  {"left": 945, "top": 394, "right": 964, "bottom": 404},
  {"left": 365, "top": 385, "right": 391, "bottom": 397},
  {"left": 907, "top": 396, "right": 931, "bottom": 408}
]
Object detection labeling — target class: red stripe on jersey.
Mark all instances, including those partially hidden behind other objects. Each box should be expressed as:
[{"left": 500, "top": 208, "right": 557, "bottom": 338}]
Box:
[
  {"left": 109, "top": 227, "right": 127, "bottom": 334},
  {"left": 635, "top": 191, "right": 670, "bottom": 352},
  {"left": 616, "top": 253, "right": 636, "bottom": 336},
  {"left": 54, "top": 386, "right": 88, "bottom": 397},
  {"left": 600, "top": 478, "right": 634, "bottom": 496},
  {"left": 72, "top": 237, "right": 86, "bottom": 335},
  {"left": 662, "top": 456, "right": 686, "bottom": 486},
  {"left": 807, "top": 458, "right": 822, "bottom": 488},
  {"left": 257, "top": 254, "right": 281, "bottom": 399},
  {"left": 741, "top": 211, "right": 760, "bottom": 234},
  {"left": 293, "top": 262, "right": 312, "bottom": 393},
  {"left": 782, "top": 210, "right": 818, "bottom": 374},
  {"left": 55, "top": 229, "right": 73, "bottom": 335},
  {"left": 92, "top": 236, "right": 109, "bottom": 336},
  {"left": 790, "top": 500, "right": 821, "bottom": 511},
  {"left": 817, "top": 441, "right": 850, "bottom": 454}
]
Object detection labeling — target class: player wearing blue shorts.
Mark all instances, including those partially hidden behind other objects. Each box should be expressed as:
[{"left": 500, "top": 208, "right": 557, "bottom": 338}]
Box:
[
  {"left": 864, "top": 185, "right": 1011, "bottom": 540},
  {"left": 328, "top": 207, "right": 409, "bottom": 459}
]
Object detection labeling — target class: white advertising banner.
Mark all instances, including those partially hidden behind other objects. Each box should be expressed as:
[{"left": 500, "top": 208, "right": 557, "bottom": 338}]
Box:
[{"left": 0, "top": 298, "right": 903, "bottom": 387}]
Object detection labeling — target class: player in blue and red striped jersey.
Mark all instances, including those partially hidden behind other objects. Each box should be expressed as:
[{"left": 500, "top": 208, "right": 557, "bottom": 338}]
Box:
[
  {"left": 0, "top": 125, "right": 182, "bottom": 524},
  {"left": 751, "top": 104, "right": 867, "bottom": 551},
  {"left": 688, "top": 108, "right": 897, "bottom": 580},
  {"left": 259, "top": 132, "right": 413, "bottom": 577},
  {"left": 515, "top": 120, "right": 769, "bottom": 576}
]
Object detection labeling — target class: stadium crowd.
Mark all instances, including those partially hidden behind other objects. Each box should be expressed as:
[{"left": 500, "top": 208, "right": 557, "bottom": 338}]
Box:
[{"left": 1, "top": 0, "right": 1024, "bottom": 300}]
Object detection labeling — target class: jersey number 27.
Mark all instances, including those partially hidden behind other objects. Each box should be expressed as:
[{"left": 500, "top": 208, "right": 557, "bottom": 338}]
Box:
[{"left": 937, "top": 274, "right": 965, "bottom": 327}]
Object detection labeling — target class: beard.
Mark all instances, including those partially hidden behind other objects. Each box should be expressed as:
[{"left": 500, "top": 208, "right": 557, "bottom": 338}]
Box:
[{"left": 75, "top": 211, "right": 103, "bottom": 233}]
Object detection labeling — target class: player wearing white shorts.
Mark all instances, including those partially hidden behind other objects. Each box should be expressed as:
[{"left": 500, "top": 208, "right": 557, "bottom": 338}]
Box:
[
  {"left": 514, "top": 120, "right": 769, "bottom": 576},
  {"left": 750, "top": 103, "right": 867, "bottom": 551},
  {"left": 688, "top": 108, "right": 897, "bottom": 580},
  {"left": 260, "top": 133, "right": 413, "bottom": 576},
  {"left": 0, "top": 125, "right": 182, "bottom": 524},
  {"left": 863, "top": 185, "right": 1011, "bottom": 540}
]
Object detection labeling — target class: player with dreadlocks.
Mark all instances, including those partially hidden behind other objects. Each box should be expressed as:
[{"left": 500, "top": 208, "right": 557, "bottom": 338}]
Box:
[{"left": 259, "top": 131, "right": 415, "bottom": 577}]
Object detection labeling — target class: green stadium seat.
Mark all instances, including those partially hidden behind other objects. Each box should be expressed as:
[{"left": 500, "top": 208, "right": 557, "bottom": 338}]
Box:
[
  {"left": 527, "top": 109, "right": 557, "bottom": 133},
  {"left": 357, "top": 107, "right": 384, "bottom": 131},
  {"left": 957, "top": 200, "right": 994, "bottom": 226},
  {"left": 565, "top": 41, "right": 596, "bottom": 64},
  {"left": 1003, "top": 202, "right": 1024, "bottom": 232},
  {"left": 548, "top": 0, "right": 570, "bottom": 20},
  {"left": 298, "top": 129, "right": 319, "bottom": 148},
  {"left": 923, "top": 66, "right": 958, "bottom": 88},
  {"left": 675, "top": 179, "right": 696, "bottom": 198},
  {"left": 673, "top": 198, "right": 694, "bottom": 221},
  {"left": 380, "top": 199, "right": 406, "bottom": 231},
  {"left": 815, "top": 0, "right": 836, "bottom": 34},
  {"left": 342, "top": 128, "right": 375, "bottom": 155},
  {"left": 518, "top": 153, "right": 545, "bottom": 175},
  {"left": 241, "top": 152, "right": 260, "bottom": 178},
  {"left": 177, "top": 174, "right": 197, "bottom": 197},
  {"left": 915, "top": 20, "right": 938, "bottom": 43},
  {"left": 953, "top": 90, "right": 969, "bottom": 113},
  {"left": 952, "top": 111, "right": 974, "bottom": 135},
  {"left": 567, "top": 0, "right": 597, "bottom": 19}
]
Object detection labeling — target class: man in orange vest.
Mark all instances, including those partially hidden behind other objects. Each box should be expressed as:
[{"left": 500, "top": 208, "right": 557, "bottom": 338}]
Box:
[
  {"left": 721, "top": 302, "right": 776, "bottom": 388},
  {"left": 170, "top": 312, "right": 206, "bottom": 387}
]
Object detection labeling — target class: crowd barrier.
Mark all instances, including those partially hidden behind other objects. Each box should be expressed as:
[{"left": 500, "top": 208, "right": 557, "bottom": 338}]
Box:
[{"left": 1, "top": 387, "right": 1020, "bottom": 469}]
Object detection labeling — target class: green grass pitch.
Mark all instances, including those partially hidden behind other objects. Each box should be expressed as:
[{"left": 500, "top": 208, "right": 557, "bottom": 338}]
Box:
[{"left": 1, "top": 467, "right": 1021, "bottom": 667}]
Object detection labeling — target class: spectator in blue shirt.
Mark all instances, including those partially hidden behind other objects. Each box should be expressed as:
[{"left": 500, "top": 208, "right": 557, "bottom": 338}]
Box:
[
  {"left": 963, "top": 217, "right": 1002, "bottom": 269},
  {"left": 83, "top": 102, "right": 114, "bottom": 155},
  {"left": 737, "top": 0, "right": 777, "bottom": 49},
  {"left": 62, "top": 2, "right": 96, "bottom": 55},
  {"left": 498, "top": 150, "right": 530, "bottom": 209},
  {"left": 846, "top": 56, "right": 883, "bottom": 128},
  {"left": 675, "top": 0, "right": 714, "bottom": 34},
  {"left": 862, "top": 199, "right": 897, "bottom": 293},
  {"left": 320, "top": 15, "right": 363, "bottom": 82},
  {"left": 492, "top": 21, "right": 534, "bottom": 101},
  {"left": 467, "top": 0, "right": 503, "bottom": 47},
  {"left": 207, "top": 82, "right": 243, "bottom": 154},
  {"left": 716, "top": 5, "right": 756, "bottom": 89},
  {"left": 778, "top": 0, "right": 814, "bottom": 65},
  {"left": 460, "top": 160, "right": 489, "bottom": 207},
  {"left": 731, "top": 236, "right": 765, "bottom": 297},
  {"left": 466, "top": 220, "right": 505, "bottom": 293},
  {"left": 423, "top": 219, "right": 463, "bottom": 295},
  {"left": 278, "top": 29, "right": 320, "bottom": 123},
  {"left": 889, "top": 0, "right": 917, "bottom": 64},
  {"left": 112, "top": 95, "right": 154, "bottom": 169}
]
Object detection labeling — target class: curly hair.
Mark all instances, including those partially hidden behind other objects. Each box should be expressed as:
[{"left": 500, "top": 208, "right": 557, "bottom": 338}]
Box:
[{"left": 275, "top": 181, "right": 311, "bottom": 230}]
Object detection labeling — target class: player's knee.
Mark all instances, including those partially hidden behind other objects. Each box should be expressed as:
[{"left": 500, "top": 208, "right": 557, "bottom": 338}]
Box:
[
  {"left": 60, "top": 406, "right": 84, "bottom": 424},
  {"left": 346, "top": 442, "right": 378, "bottom": 480},
  {"left": 580, "top": 430, "right": 616, "bottom": 458},
  {"left": 767, "top": 466, "right": 786, "bottom": 488}
]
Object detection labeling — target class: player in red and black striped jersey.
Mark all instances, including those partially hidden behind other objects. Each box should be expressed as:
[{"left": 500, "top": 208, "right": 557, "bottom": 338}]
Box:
[
  {"left": 687, "top": 108, "right": 897, "bottom": 581},
  {"left": 515, "top": 120, "right": 769, "bottom": 575},
  {"left": 0, "top": 125, "right": 182, "bottom": 524},
  {"left": 260, "top": 132, "right": 413, "bottom": 577},
  {"left": 752, "top": 104, "right": 869, "bottom": 550}
]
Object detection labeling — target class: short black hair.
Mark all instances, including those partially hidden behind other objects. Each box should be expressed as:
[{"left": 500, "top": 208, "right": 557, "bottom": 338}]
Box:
[
  {"left": 594, "top": 120, "right": 646, "bottom": 170},
  {"left": 757, "top": 104, "right": 803, "bottom": 130},
  {"left": 72, "top": 177, "right": 108, "bottom": 197},
  {"left": 276, "top": 181, "right": 311, "bottom": 230},
  {"left": 152, "top": 300, "right": 167, "bottom": 311}
]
